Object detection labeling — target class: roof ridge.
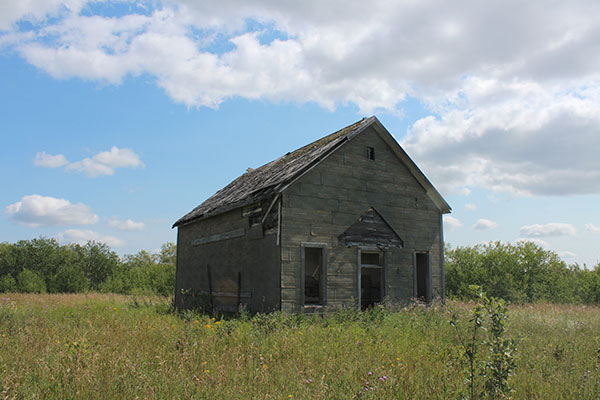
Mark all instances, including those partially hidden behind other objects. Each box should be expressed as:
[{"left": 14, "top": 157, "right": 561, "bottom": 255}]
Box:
[{"left": 173, "top": 117, "right": 374, "bottom": 227}]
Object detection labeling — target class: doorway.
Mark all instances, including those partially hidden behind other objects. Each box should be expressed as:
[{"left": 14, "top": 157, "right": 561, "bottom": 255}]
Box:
[
  {"left": 414, "top": 252, "right": 431, "bottom": 302},
  {"left": 359, "top": 251, "right": 384, "bottom": 309}
]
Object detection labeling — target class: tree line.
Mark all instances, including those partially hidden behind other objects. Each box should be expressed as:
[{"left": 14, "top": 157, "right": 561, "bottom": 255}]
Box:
[
  {"left": 0, "top": 237, "right": 175, "bottom": 296},
  {"left": 1, "top": 237, "right": 599, "bottom": 304},
  {"left": 445, "top": 241, "right": 600, "bottom": 304}
]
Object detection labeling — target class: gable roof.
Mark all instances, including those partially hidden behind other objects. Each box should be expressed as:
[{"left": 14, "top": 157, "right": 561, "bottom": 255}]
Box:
[{"left": 173, "top": 116, "right": 450, "bottom": 228}]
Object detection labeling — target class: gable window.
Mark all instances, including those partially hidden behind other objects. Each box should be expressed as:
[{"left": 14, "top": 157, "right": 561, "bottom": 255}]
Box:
[
  {"left": 359, "top": 249, "right": 384, "bottom": 309},
  {"left": 367, "top": 146, "right": 375, "bottom": 160},
  {"left": 303, "top": 244, "right": 327, "bottom": 305}
]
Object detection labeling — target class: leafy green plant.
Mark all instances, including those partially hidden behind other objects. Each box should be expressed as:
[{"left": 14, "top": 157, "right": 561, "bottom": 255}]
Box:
[{"left": 450, "top": 286, "right": 518, "bottom": 399}]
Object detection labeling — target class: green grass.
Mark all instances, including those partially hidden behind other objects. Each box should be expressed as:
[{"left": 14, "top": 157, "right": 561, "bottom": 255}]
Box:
[{"left": 0, "top": 294, "right": 599, "bottom": 399}]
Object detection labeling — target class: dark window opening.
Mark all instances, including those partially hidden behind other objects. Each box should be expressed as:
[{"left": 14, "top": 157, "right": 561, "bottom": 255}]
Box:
[
  {"left": 367, "top": 146, "right": 375, "bottom": 160},
  {"left": 415, "top": 252, "right": 430, "bottom": 302},
  {"left": 360, "top": 250, "right": 384, "bottom": 309},
  {"left": 304, "top": 247, "right": 324, "bottom": 305}
]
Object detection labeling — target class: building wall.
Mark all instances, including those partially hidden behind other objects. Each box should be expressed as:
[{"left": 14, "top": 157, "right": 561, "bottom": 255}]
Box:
[
  {"left": 175, "top": 206, "right": 280, "bottom": 313},
  {"left": 280, "top": 126, "right": 444, "bottom": 312}
]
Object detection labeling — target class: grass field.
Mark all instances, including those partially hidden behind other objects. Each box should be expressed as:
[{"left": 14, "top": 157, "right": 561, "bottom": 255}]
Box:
[{"left": 1, "top": 294, "right": 599, "bottom": 399}]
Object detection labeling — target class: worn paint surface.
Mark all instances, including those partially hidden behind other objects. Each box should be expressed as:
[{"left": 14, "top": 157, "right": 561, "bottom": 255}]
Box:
[{"left": 280, "top": 125, "right": 444, "bottom": 312}]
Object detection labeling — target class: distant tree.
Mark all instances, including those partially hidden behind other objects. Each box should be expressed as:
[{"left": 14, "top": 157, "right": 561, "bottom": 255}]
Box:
[
  {"left": 158, "top": 242, "right": 176, "bottom": 265},
  {"left": 17, "top": 269, "right": 46, "bottom": 293}
]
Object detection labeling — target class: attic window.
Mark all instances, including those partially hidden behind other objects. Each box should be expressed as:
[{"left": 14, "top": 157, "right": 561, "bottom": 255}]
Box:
[{"left": 367, "top": 147, "right": 375, "bottom": 160}]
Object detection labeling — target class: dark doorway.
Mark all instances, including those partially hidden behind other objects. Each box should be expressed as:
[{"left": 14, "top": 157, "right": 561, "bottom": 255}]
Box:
[
  {"left": 360, "top": 251, "right": 384, "bottom": 309},
  {"left": 304, "top": 247, "right": 324, "bottom": 305},
  {"left": 415, "top": 252, "right": 430, "bottom": 302}
]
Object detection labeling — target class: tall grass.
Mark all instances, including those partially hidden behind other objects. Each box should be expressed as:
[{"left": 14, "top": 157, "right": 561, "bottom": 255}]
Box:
[{"left": 1, "top": 294, "right": 598, "bottom": 399}]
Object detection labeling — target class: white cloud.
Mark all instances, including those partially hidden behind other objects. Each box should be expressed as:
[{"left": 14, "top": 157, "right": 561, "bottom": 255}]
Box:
[
  {"left": 0, "top": 0, "right": 87, "bottom": 31},
  {"left": 519, "top": 223, "right": 576, "bottom": 237},
  {"left": 35, "top": 146, "right": 144, "bottom": 177},
  {"left": 4, "top": 1, "right": 600, "bottom": 195},
  {"left": 464, "top": 203, "right": 477, "bottom": 211},
  {"left": 57, "top": 229, "right": 124, "bottom": 247},
  {"left": 559, "top": 250, "right": 577, "bottom": 259},
  {"left": 515, "top": 238, "right": 550, "bottom": 249},
  {"left": 34, "top": 152, "right": 69, "bottom": 168},
  {"left": 108, "top": 217, "right": 145, "bottom": 231},
  {"left": 472, "top": 218, "right": 497, "bottom": 231},
  {"left": 444, "top": 215, "right": 463, "bottom": 231},
  {"left": 5, "top": 194, "right": 98, "bottom": 227},
  {"left": 584, "top": 223, "right": 600, "bottom": 234}
]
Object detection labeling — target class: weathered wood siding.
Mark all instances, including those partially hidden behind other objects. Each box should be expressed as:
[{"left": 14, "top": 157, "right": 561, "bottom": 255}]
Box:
[
  {"left": 175, "top": 206, "right": 280, "bottom": 313},
  {"left": 280, "top": 126, "right": 444, "bottom": 312}
]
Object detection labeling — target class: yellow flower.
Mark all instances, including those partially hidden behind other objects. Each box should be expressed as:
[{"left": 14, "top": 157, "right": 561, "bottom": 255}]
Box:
[
  {"left": 215, "top": 321, "right": 221, "bottom": 325},
  {"left": 205, "top": 324, "right": 212, "bottom": 329},
  {"left": 205, "top": 369, "right": 210, "bottom": 373},
  {"left": 288, "top": 395, "right": 293, "bottom": 398},
  {"left": 203, "top": 361, "right": 208, "bottom": 365},
  {"left": 298, "top": 331, "right": 303, "bottom": 335}
]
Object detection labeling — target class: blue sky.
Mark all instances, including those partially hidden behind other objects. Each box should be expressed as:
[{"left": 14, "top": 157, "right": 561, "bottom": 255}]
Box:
[{"left": 1, "top": 0, "right": 599, "bottom": 266}]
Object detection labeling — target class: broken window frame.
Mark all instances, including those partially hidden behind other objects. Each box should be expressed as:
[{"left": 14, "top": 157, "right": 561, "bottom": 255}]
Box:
[
  {"left": 301, "top": 243, "right": 328, "bottom": 307},
  {"left": 357, "top": 247, "right": 385, "bottom": 309}
]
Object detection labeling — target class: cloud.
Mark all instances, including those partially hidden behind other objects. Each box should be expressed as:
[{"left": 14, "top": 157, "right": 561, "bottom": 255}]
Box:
[
  {"left": 35, "top": 146, "right": 144, "bottom": 177},
  {"left": 4, "top": 1, "right": 600, "bottom": 196},
  {"left": 558, "top": 250, "right": 577, "bottom": 259},
  {"left": 34, "top": 152, "right": 69, "bottom": 168},
  {"left": 515, "top": 238, "right": 550, "bottom": 249},
  {"left": 444, "top": 215, "right": 463, "bottom": 231},
  {"left": 5, "top": 194, "right": 98, "bottom": 227},
  {"left": 584, "top": 223, "right": 600, "bottom": 234},
  {"left": 464, "top": 203, "right": 477, "bottom": 211},
  {"left": 472, "top": 218, "right": 497, "bottom": 231},
  {"left": 519, "top": 223, "right": 576, "bottom": 237},
  {"left": 57, "top": 229, "right": 124, "bottom": 247},
  {"left": 108, "top": 217, "right": 145, "bottom": 231},
  {"left": 0, "top": 0, "right": 86, "bottom": 31}
]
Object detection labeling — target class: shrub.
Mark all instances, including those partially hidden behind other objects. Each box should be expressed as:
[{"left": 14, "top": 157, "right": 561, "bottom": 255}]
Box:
[
  {"left": 17, "top": 269, "right": 47, "bottom": 293},
  {"left": 0, "top": 274, "right": 17, "bottom": 292}
]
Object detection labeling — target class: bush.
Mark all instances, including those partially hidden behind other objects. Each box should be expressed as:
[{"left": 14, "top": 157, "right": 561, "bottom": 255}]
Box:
[
  {"left": 51, "top": 264, "right": 88, "bottom": 293},
  {"left": 0, "top": 274, "right": 17, "bottom": 292},
  {"left": 17, "top": 269, "right": 46, "bottom": 293}
]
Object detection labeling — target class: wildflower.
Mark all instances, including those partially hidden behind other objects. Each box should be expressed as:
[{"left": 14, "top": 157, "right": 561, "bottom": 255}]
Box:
[
  {"left": 203, "top": 361, "right": 208, "bottom": 365},
  {"left": 288, "top": 395, "right": 293, "bottom": 398},
  {"left": 194, "top": 320, "right": 199, "bottom": 324},
  {"left": 298, "top": 331, "right": 303, "bottom": 335},
  {"left": 367, "top": 371, "right": 373, "bottom": 376},
  {"left": 205, "top": 324, "right": 212, "bottom": 329},
  {"left": 305, "top": 379, "right": 313, "bottom": 384},
  {"left": 215, "top": 321, "right": 221, "bottom": 325},
  {"left": 205, "top": 369, "right": 210, "bottom": 373}
]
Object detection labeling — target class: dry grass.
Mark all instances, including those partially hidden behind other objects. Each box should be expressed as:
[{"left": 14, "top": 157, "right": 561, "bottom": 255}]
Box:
[{"left": 0, "top": 294, "right": 598, "bottom": 399}]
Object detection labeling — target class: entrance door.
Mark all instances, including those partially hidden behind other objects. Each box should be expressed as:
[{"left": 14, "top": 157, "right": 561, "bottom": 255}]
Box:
[
  {"left": 414, "top": 252, "right": 431, "bottom": 302},
  {"left": 359, "top": 251, "right": 384, "bottom": 309}
]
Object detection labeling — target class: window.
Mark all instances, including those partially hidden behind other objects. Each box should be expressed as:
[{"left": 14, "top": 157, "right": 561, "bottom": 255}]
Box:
[
  {"left": 359, "top": 250, "right": 384, "bottom": 309},
  {"left": 303, "top": 245, "right": 327, "bottom": 305},
  {"left": 367, "top": 146, "right": 375, "bottom": 160}
]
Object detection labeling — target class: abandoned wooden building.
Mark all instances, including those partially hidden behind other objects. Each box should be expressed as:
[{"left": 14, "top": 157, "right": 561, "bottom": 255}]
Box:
[{"left": 173, "top": 116, "right": 451, "bottom": 312}]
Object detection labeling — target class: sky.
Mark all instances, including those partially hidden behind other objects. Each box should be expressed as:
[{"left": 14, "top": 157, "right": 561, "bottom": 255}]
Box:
[{"left": 1, "top": 0, "right": 599, "bottom": 266}]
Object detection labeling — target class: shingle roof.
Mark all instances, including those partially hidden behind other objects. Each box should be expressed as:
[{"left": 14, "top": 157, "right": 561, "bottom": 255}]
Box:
[{"left": 173, "top": 117, "right": 376, "bottom": 227}]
